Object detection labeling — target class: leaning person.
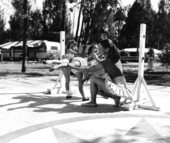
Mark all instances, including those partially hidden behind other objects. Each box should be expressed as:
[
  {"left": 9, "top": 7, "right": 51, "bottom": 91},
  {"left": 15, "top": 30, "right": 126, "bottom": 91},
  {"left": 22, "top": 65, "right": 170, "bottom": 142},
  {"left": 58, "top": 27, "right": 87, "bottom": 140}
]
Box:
[
  {"left": 44, "top": 40, "right": 88, "bottom": 100},
  {"left": 100, "top": 28, "right": 123, "bottom": 73},
  {"left": 68, "top": 40, "right": 132, "bottom": 107},
  {"left": 44, "top": 42, "right": 100, "bottom": 101}
]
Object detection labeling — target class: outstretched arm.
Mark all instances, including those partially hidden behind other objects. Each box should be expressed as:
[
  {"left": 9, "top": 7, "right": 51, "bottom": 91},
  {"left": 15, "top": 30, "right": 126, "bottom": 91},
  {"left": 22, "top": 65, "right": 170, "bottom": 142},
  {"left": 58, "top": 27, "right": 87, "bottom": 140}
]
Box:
[
  {"left": 68, "top": 63, "right": 89, "bottom": 73},
  {"left": 92, "top": 53, "right": 106, "bottom": 62},
  {"left": 68, "top": 62, "right": 103, "bottom": 74}
]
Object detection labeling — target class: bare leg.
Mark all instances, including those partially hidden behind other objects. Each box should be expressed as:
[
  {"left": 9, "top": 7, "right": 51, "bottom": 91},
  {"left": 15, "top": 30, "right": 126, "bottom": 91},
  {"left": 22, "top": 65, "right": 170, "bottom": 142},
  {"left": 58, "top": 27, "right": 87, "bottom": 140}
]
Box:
[
  {"left": 50, "top": 60, "right": 81, "bottom": 71},
  {"left": 61, "top": 68, "right": 71, "bottom": 91},
  {"left": 68, "top": 60, "right": 81, "bottom": 67},
  {"left": 61, "top": 68, "right": 72, "bottom": 98},
  {"left": 113, "top": 76, "right": 127, "bottom": 88},
  {"left": 77, "top": 72, "right": 89, "bottom": 101},
  {"left": 50, "top": 63, "right": 68, "bottom": 71},
  {"left": 44, "top": 59, "right": 69, "bottom": 64},
  {"left": 82, "top": 76, "right": 120, "bottom": 107},
  {"left": 82, "top": 76, "right": 110, "bottom": 106}
]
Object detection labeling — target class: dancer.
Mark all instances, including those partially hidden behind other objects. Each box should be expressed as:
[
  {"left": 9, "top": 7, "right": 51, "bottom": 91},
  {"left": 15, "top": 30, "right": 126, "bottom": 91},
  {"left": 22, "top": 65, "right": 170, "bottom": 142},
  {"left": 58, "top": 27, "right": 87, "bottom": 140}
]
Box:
[
  {"left": 44, "top": 40, "right": 87, "bottom": 99},
  {"left": 68, "top": 40, "right": 131, "bottom": 107},
  {"left": 44, "top": 42, "right": 100, "bottom": 101}
]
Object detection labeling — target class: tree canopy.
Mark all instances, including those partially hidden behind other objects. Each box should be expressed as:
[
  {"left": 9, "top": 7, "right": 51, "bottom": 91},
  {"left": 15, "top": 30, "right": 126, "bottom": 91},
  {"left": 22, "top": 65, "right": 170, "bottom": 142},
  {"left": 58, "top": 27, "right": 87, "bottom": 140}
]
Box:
[{"left": 1, "top": 0, "right": 170, "bottom": 52}]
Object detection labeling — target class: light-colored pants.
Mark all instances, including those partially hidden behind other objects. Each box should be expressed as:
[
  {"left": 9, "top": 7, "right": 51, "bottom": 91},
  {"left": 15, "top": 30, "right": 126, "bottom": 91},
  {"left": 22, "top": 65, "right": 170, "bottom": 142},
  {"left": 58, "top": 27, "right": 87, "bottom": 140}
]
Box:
[
  {"left": 115, "top": 59, "right": 123, "bottom": 73},
  {"left": 147, "top": 58, "right": 154, "bottom": 70}
]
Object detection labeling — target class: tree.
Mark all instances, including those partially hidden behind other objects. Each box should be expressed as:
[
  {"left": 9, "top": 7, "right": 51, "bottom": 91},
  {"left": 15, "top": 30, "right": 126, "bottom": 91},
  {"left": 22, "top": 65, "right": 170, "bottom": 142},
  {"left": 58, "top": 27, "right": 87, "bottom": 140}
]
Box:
[
  {"left": 108, "top": 5, "right": 128, "bottom": 45},
  {"left": 0, "top": 6, "right": 6, "bottom": 44},
  {"left": 42, "top": 0, "right": 72, "bottom": 41},
  {"left": 28, "top": 9, "right": 43, "bottom": 40},
  {"left": 156, "top": 0, "right": 170, "bottom": 50},
  {"left": 9, "top": 0, "right": 31, "bottom": 41},
  {"left": 118, "top": 0, "right": 155, "bottom": 49},
  {"left": 76, "top": 0, "right": 119, "bottom": 50}
]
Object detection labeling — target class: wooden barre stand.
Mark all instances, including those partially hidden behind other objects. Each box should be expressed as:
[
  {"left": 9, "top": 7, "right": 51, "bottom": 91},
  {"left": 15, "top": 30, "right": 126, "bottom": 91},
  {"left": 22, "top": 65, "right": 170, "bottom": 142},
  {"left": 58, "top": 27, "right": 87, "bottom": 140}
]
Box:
[{"left": 122, "top": 24, "right": 159, "bottom": 111}]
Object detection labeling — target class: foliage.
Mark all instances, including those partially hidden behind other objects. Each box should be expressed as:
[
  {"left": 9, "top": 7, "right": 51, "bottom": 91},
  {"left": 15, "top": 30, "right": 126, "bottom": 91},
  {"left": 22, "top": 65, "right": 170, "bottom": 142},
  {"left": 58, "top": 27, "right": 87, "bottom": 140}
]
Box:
[
  {"left": 42, "top": 0, "right": 72, "bottom": 41},
  {"left": 155, "top": 0, "right": 170, "bottom": 50},
  {"left": 28, "top": 9, "right": 43, "bottom": 40},
  {"left": 3, "top": 0, "right": 170, "bottom": 55},
  {"left": 7, "top": 0, "right": 73, "bottom": 42},
  {"left": 109, "top": 5, "right": 128, "bottom": 45},
  {"left": 118, "top": 0, "right": 156, "bottom": 49},
  {"left": 9, "top": 0, "right": 31, "bottom": 41},
  {"left": 0, "top": 6, "right": 6, "bottom": 44},
  {"left": 77, "top": 0, "right": 119, "bottom": 47}
]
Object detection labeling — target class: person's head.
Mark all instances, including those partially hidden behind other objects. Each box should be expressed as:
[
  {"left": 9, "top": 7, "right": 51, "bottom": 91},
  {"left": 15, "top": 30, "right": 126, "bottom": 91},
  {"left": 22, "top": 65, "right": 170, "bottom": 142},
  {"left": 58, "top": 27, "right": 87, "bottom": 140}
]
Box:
[
  {"left": 97, "top": 39, "right": 111, "bottom": 57},
  {"left": 100, "top": 28, "right": 110, "bottom": 41},
  {"left": 87, "top": 43, "right": 99, "bottom": 60},
  {"left": 66, "top": 40, "right": 78, "bottom": 52},
  {"left": 99, "top": 39, "right": 120, "bottom": 63}
]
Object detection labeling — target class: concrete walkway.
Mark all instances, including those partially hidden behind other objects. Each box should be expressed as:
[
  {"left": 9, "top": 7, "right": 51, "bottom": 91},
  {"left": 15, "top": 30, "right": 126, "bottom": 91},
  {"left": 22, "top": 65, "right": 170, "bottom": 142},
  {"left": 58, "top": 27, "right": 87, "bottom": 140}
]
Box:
[{"left": 0, "top": 76, "right": 170, "bottom": 143}]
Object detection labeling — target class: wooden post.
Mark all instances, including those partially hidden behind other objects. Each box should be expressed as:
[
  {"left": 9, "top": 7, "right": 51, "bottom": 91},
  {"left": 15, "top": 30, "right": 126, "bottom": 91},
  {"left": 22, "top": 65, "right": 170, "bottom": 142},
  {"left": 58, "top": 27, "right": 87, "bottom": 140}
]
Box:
[
  {"left": 127, "top": 24, "right": 159, "bottom": 111},
  {"left": 58, "top": 31, "right": 66, "bottom": 93},
  {"left": 47, "top": 31, "right": 66, "bottom": 94}
]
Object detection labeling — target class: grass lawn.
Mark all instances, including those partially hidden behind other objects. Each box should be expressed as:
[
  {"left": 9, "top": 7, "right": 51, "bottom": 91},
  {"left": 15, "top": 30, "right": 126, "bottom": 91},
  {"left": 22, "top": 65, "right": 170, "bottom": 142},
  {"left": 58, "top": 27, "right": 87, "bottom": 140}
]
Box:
[
  {"left": 0, "top": 61, "right": 59, "bottom": 78},
  {"left": 0, "top": 61, "right": 170, "bottom": 86}
]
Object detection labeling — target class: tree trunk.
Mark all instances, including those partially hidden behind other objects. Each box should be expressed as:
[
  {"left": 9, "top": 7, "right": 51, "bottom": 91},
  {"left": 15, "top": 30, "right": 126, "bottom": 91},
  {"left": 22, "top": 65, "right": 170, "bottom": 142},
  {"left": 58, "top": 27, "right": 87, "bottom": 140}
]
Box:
[
  {"left": 22, "top": 0, "right": 28, "bottom": 72},
  {"left": 61, "top": 1, "right": 66, "bottom": 31},
  {"left": 78, "top": 15, "right": 84, "bottom": 48},
  {"left": 75, "top": 1, "right": 83, "bottom": 41}
]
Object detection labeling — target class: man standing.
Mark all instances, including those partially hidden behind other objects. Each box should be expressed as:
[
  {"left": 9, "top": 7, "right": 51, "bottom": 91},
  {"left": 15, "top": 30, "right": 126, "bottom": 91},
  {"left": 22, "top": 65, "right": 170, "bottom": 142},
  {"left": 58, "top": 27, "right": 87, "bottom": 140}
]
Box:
[
  {"left": 0, "top": 49, "right": 3, "bottom": 63},
  {"left": 146, "top": 47, "right": 154, "bottom": 71}
]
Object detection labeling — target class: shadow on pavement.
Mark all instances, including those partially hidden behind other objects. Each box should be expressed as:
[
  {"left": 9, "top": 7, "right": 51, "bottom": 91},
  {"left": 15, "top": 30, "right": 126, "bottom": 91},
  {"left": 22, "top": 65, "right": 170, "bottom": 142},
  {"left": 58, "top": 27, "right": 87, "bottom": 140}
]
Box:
[
  {"left": 0, "top": 93, "right": 124, "bottom": 114},
  {"left": 0, "top": 72, "right": 44, "bottom": 77}
]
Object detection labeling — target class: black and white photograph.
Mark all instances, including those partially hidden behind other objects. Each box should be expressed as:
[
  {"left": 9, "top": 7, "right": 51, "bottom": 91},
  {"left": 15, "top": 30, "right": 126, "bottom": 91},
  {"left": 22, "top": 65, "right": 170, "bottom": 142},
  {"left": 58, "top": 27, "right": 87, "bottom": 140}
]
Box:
[{"left": 0, "top": 0, "right": 170, "bottom": 143}]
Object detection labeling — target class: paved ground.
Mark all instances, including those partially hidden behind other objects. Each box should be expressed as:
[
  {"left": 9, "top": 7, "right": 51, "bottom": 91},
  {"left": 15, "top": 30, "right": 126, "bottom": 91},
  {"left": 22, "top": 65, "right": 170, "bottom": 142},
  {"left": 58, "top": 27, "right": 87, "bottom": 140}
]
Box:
[{"left": 0, "top": 75, "right": 170, "bottom": 143}]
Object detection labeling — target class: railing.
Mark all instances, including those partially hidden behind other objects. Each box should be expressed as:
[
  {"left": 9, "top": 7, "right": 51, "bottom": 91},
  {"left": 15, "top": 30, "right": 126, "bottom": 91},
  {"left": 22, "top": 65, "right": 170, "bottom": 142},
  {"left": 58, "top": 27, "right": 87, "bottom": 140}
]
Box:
[{"left": 121, "top": 56, "right": 139, "bottom": 62}]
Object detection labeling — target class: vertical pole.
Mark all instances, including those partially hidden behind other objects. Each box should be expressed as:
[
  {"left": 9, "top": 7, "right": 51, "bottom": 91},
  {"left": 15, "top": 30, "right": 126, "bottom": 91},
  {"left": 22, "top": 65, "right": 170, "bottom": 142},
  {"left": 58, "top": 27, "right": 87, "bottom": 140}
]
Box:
[
  {"left": 137, "top": 23, "right": 146, "bottom": 100},
  {"left": 138, "top": 24, "right": 146, "bottom": 78},
  {"left": 60, "top": 31, "right": 65, "bottom": 90},
  {"left": 22, "top": 0, "right": 27, "bottom": 72},
  {"left": 60, "top": 31, "right": 65, "bottom": 58},
  {"left": 73, "top": 12, "right": 75, "bottom": 37}
]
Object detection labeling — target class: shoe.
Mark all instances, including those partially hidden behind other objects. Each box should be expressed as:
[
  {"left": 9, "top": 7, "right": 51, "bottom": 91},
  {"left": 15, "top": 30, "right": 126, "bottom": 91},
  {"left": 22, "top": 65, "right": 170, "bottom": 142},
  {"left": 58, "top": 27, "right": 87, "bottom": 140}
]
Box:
[
  {"left": 112, "top": 95, "right": 121, "bottom": 107},
  {"left": 66, "top": 95, "right": 72, "bottom": 99},
  {"left": 43, "top": 60, "right": 47, "bottom": 64},
  {"left": 65, "top": 91, "right": 73, "bottom": 99},
  {"left": 62, "top": 91, "right": 68, "bottom": 94},
  {"left": 82, "top": 98, "right": 90, "bottom": 101},
  {"left": 49, "top": 66, "right": 54, "bottom": 72},
  {"left": 81, "top": 102, "right": 97, "bottom": 107}
]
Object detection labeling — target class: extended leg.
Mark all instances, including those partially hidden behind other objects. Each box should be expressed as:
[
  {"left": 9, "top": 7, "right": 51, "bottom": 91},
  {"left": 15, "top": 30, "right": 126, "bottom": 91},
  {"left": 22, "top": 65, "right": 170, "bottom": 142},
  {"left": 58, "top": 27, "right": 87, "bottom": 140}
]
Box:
[
  {"left": 44, "top": 59, "right": 69, "bottom": 64},
  {"left": 81, "top": 76, "right": 99, "bottom": 106},
  {"left": 61, "top": 68, "right": 72, "bottom": 98},
  {"left": 82, "top": 76, "right": 120, "bottom": 107},
  {"left": 77, "top": 72, "right": 89, "bottom": 101},
  {"left": 50, "top": 63, "right": 68, "bottom": 71},
  {"left": 50, "top": 60, "right": 81, "bottom": 72}
]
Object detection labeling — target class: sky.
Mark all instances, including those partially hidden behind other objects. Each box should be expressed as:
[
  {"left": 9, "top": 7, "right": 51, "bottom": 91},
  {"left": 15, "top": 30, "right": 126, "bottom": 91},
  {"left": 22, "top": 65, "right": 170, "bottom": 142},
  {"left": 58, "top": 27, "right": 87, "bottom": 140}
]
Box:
[{"left": 0, "top": 0, "right": 161, "bottom": 29}]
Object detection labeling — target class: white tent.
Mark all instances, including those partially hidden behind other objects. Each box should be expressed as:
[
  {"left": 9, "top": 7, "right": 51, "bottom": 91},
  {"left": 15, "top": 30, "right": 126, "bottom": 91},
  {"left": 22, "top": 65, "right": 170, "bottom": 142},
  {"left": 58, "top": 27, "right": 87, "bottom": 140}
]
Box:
[
  {"left": 0, "top": 40, "right": 44, "bottom": 49},
  {"left": 0, "top": 40, "right": 60, "bottom": 49},
  {"left": 0, "top": 40, "right": 60, "bottom": 60},
  {"left": 13, "top": 40, "right": 43, "bottom": 48},
  {"left": 0, "top": 41, "right": 21, "bottom": 49}
]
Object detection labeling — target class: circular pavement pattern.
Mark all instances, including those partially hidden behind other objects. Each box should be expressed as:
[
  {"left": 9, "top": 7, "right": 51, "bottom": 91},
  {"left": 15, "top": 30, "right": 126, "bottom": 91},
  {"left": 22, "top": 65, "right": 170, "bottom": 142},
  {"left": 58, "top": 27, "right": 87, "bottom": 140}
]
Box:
[{"left": 1, "top": 112, "right": 170, "bottom": 143}]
